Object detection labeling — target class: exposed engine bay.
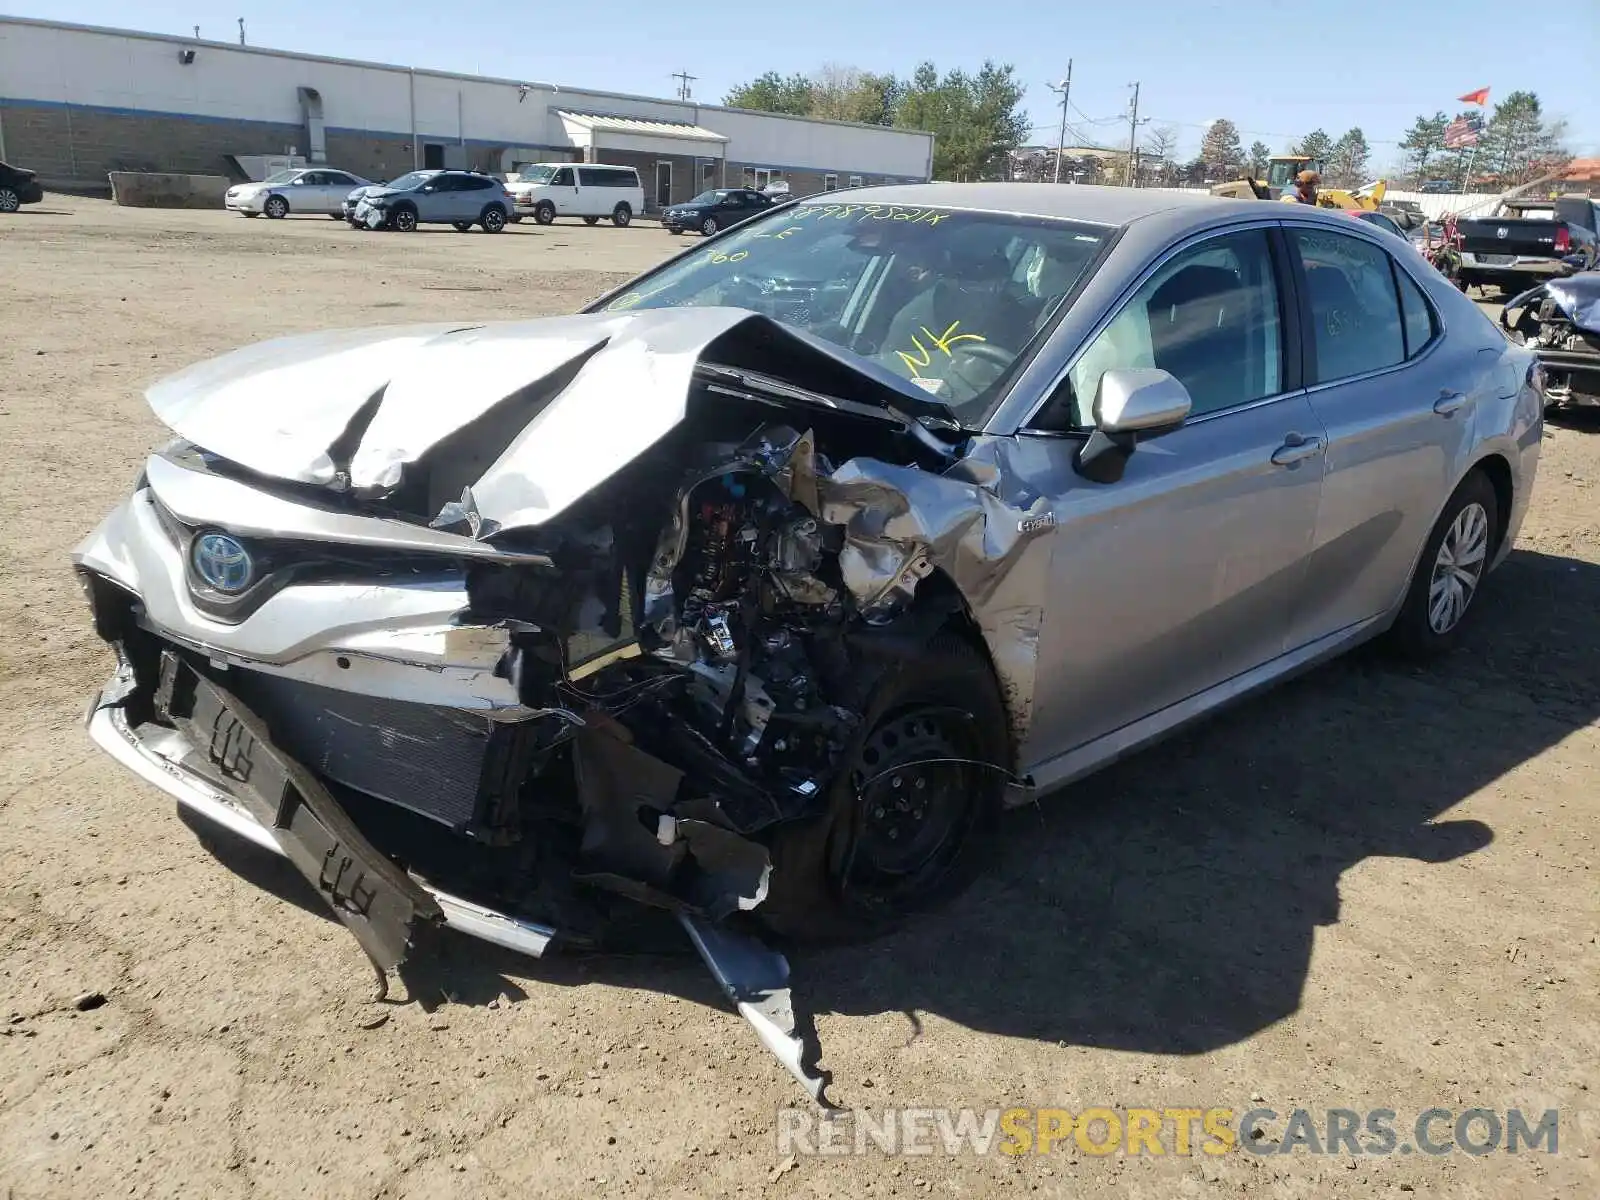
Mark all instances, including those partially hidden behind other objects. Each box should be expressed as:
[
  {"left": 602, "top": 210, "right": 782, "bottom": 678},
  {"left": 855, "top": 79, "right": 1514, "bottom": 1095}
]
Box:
[
  {"left": 1504, "top": 274, "right": 1600, "bottom": 409},
  {"left": 74, "top": 308, "right": 1062, "bottom": 1104}
]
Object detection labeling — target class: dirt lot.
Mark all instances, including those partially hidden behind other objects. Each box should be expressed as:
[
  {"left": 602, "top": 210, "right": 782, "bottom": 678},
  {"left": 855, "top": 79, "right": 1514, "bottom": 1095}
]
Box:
[{"left": 1, "top": 196, "right": 1596, "bottom": 1198}]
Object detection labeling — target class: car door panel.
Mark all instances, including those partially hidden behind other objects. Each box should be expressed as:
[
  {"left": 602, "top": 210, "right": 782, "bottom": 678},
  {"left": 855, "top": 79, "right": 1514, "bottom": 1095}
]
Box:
[
  {"left": 1024, "top": 225, "right": 1326, "bottom": 764},
  {"left": 1029, "top": 396, "right": 1326, "bottom": 758},
  {"left": 1283, "top": 226, "right": 1480, "bottom": 646}
]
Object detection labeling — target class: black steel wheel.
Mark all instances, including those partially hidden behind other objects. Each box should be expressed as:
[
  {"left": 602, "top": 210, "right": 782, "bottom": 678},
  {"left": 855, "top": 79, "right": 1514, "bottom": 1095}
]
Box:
[{"left": 760, "top": 634, "right": 1008, "bottom": 942}]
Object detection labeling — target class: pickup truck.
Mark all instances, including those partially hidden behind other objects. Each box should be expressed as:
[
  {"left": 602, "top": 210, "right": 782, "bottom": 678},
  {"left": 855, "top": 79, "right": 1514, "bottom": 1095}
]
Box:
[{"left": 1456, "top": 195, "right": 1599, "bottom": 295}]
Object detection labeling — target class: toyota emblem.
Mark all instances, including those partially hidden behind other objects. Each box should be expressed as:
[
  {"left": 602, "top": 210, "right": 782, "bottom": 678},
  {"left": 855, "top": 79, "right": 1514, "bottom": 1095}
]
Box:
[{"left": 192, "top": 532, "right": 254, "bottom": 594}]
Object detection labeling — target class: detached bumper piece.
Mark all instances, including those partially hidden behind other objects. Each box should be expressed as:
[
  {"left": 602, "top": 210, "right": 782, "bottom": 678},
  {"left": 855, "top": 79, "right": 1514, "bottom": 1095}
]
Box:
[
  {"left": 85, "top": 656, "right": 829, "bottom": 1104},
  {"left": 153, "top": 651, "right": 444, "bottom": 985}
]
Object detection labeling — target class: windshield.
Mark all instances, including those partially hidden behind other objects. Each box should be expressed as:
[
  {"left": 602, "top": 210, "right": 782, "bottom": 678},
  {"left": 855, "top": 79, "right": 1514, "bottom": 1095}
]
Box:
[
  {"left": 516, "top": 166, "right": 557, "bottom": 185},
  {"left": 380, "top": 171, "right": 432, "bottom": 192},
  {"left": 263, "top": 170, "right": 300, "bottom": 184},
  {"left": 686, "top": 190, "right": 726, "bottom": 206},
  {"left": 599, "top": 201, "right": 1111, "bottom": 423}
]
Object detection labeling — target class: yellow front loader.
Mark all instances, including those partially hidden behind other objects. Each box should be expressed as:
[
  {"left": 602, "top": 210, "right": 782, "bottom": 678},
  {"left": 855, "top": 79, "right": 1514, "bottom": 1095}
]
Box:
[{"left": 1210, "top": 155, "right": 1387, "bottom": 210}]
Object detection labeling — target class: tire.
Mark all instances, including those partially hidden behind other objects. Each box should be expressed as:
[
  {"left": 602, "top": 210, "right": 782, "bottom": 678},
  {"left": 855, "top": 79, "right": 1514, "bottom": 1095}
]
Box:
[
  {"left": 612, "top": 203, "right": 632, "bottom": 228},
  {"left": 390, "top": 205, "right": 418, "bottom": 233},
  {"left": 758, "top": 634, "right": 1009, "bottom": 943},
  {"left": 583, "top": 215, "right": 600, "bottom": 226},
  {"left": 241, "top": 212, "right": 260, "bottom": 219},
  {"left": 452, "top": 221, "right": 474, "bottom": 232},
  {"left": 1387, "top": 470, "right": 1499, "bottom": 659},
  {"left": 667, "top": 228, "right": 682, "bottom": 236},
  {"left": 263, "top": 195, "right": 289, "bottom": 219},
  {"left": 701, "top": 216, "right": 719, "bottom": 237},
  {"left": 533, "top": 201, "right": 556, "bottom": 225},
  {"left": 480, "top": 206, "right": 506, "bottom": 233},
  {"left": 508, "top": 213, "right": 523, "bottom": 223},
  {"left": 0, "top": 187, "right": 20, "bottom": 213},
  {"left": 329, "top": 212, "right": 344, "bottom": 219}
]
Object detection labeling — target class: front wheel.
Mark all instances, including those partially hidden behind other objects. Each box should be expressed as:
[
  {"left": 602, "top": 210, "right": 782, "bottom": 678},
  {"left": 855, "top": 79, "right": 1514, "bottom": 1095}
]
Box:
[
  {"left": 700, "top": 216, "right": 719, "bottom": 237},
  {"left": 1387, "top": 470, "right": 1499, "bottom": 658},
  {"left": 533, "top": 201, "right": 556, "bottom": 225},
  {"left": 612, "top": 203, "right": 632, "bottom": 228},
  {"left": 263, "top": 195, "right": 289, "bottom": 219},
  {"left": 390, "top": 206, "right": 418, "bottom": 232},
  {"left": 758, "top": 634, "right": 1008, "bottom": 943},
  {"left": 480, "top": 206, "right": 506, "bottom": 233},
  {"left": 0, "top": 187, "right": 20, "bottom": 213}
]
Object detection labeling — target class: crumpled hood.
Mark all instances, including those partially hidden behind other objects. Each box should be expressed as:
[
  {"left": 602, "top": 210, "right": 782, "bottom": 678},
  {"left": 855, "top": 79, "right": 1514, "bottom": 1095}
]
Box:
[
  {"left": 1545, "top": 272, "right": 1600, "bottom": 332},
  {"left": 144, "top": 307, "right": 949, "bottom": 535}
]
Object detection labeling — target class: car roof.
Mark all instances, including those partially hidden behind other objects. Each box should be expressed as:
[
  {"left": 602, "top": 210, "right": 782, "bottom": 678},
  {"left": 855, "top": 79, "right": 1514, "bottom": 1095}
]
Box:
[{"left": 832, "top": 182, "right": 1262, "bottom": 227}]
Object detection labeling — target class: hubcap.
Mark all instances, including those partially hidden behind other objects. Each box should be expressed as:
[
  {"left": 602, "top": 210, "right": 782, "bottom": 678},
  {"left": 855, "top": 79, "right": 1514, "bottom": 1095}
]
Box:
[
  {"left": 0, "top": 190, "right": 18, "bottom": 212},
  {"left": 1428, "top": 501, "right": 1489, "bottom": 634},
  {"left": 703, "top": 219, "right": 716, "bottom": 236}
]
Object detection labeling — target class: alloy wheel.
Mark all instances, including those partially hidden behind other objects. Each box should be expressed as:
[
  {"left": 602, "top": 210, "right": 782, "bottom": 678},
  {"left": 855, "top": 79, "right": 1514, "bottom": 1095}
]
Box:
[{"left": 1428, "top": 501, "right": 1489, "bottom": 634}]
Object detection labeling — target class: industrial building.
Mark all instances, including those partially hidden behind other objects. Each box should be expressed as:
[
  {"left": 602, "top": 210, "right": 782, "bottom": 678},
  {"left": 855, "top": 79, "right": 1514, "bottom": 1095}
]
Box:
[{"left": 0, "top": 17, "right": 935, "bottom": 209}]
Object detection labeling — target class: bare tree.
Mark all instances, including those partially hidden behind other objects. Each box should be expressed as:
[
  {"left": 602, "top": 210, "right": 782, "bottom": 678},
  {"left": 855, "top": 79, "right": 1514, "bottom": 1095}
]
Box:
[{"left": 1142, "top": 125, "right": 1180, "bottom": 186}]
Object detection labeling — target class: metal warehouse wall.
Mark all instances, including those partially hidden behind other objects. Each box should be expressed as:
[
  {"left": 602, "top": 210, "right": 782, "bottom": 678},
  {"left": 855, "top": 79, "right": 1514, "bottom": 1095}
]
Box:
[{"left": 0, "top": 17, "right": 933, "bottom": 185}]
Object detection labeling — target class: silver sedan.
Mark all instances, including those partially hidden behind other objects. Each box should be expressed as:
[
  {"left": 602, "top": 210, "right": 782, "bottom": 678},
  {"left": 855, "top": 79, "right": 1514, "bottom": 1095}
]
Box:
[
  {"left": 72, "top": 183, "right": 1541, "bottom": 1100},
  {"left": 224, "top": 167, "right": 373, "bottom": 219}
]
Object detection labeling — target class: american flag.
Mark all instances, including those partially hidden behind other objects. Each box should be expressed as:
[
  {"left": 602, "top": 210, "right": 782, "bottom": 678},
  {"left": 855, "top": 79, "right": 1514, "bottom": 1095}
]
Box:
[{"left": 1443, "top": 117, "right": 1480, "bottom": 149}]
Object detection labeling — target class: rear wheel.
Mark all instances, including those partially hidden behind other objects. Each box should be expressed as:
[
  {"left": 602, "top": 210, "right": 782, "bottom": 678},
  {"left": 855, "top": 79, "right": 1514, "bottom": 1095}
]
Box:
[
  {"left": 1387, "top": 470, "right": 1499, "bottom": 658},
  {"left": 612, "top": 203, "right": 632, "bottom": 227},
  {"left": 758, "top": 635, "right": 1008, "bottom": 943},
  {"left": 263, "top": 195, "right": 289, "bottom": 219},
  {"left": 390, "top": 205, "right": 418, "bottom": 232}
]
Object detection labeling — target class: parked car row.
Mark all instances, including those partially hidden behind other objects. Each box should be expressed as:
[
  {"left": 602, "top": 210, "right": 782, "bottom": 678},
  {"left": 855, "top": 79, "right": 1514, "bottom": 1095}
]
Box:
[{"left": 219, "top": 162, "right": 799, "bottom": 237}]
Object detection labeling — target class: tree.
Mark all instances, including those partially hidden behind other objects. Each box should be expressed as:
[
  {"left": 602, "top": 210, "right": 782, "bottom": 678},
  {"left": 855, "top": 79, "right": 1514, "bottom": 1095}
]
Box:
[
  {"left": 1327, "top": 128, "right": 1371, "bottom": 188},
  {"left": 1248, "top": 141, "right": 1272, "bottom": 177},
  {"left": 895, "top": 60, "right": 1029, "bottom": 180},
  {"left": 1142, "top": 125, "right": 1180, "bottom": 186},
  {"left": 1199, "top": 119, "right": 1245, "bottom": 179},
  {"left": 724, "top": 71, "right": 813, "bottom": 116},
  {"left": 1477, "top": 90, "right": 1570, "bottom": 187},
  {"left": 1399, "top": 112, "right": 1449, "bottom": 184},
  {"left": 1293, "top": 128, "right": 1334, "bottom": 163},
  {"left": 807, "top": 64, "right": 901, "bottom": 126}
]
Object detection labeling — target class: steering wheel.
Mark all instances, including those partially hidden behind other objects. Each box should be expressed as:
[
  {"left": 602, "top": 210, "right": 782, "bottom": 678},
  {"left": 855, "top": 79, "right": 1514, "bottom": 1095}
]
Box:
[{"left": 953, "top": 342, "right": 1015, "bottom": 372}]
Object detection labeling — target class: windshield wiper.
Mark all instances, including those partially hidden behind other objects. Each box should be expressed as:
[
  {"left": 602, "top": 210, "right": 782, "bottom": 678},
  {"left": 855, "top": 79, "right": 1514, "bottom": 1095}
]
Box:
[{"left": 696, "top": 364, "right": 958, "bottom": 460}]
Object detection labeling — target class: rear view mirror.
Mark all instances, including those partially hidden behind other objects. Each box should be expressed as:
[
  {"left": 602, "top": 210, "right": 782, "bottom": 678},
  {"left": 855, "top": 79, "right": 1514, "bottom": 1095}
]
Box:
[{"left": 1076, "top": 368, "right": 1192, "bottom": 484}]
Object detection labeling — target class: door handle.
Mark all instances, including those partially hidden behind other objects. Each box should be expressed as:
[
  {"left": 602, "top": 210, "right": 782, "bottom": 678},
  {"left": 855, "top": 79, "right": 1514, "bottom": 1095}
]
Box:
[
  {"left": 1434, "top": 390, "right": 1467, "bottom": 416},
  {"left": 1271, "top": 433, "right": 1325, "bottom": 466}
]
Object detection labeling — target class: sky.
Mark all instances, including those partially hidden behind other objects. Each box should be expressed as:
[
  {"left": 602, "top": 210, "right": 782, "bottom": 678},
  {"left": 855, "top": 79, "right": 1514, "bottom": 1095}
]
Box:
[{"left": 7, "top": 1, "right": 1598, "bottom": 166}]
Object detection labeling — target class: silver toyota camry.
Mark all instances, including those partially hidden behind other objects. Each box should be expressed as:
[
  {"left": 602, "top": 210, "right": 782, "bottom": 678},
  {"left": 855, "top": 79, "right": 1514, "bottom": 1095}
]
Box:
[{"left": 73, "top": 184, "right": 1542, "bottom": 1099}]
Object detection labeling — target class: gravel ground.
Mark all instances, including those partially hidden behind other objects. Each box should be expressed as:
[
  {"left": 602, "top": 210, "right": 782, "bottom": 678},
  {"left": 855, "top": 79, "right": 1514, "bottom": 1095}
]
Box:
[{"left": 1, "top": 197, "right": 1596, "bottom": 1198}]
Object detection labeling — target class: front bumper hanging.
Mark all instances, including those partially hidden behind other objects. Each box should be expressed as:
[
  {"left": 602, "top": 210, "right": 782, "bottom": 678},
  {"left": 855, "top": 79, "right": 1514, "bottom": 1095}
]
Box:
[{"left": 84, "top": 654, "right": 828, "bottom": 1102}]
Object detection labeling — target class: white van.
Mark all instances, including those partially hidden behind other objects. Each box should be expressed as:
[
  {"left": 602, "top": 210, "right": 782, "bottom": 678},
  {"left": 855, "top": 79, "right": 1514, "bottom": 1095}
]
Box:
[{"left": 506, "top": 163, "right": 644, "bottom": 227}]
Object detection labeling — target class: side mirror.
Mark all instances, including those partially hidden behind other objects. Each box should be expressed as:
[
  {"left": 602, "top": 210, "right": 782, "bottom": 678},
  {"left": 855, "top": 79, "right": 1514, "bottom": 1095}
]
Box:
[{"left": 1075, "top": 368, "right": 1192, "bottom": 484}]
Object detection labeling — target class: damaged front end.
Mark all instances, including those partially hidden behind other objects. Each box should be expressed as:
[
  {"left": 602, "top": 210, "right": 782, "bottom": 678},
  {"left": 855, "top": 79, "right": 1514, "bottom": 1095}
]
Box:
[
  {"left": 74, "top": 309, "right": 1052, "bottom": 1100},
  {"left": 1504, "top": 274, "right": 1600, "bottom": 410}
]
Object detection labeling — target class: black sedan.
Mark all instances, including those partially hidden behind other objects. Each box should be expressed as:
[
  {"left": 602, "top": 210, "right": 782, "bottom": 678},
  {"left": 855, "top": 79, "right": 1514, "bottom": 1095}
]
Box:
[
  {"left": 0, "top": 160, "right": 44, "bottom": 213},
  {"left": 660, "top": 188, "right": 774, "bottom": 236}
]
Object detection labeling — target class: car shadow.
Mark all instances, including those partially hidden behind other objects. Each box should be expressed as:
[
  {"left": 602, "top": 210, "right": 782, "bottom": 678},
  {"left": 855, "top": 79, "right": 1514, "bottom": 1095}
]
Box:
[
  {"left": 184, "top": 548, "right": 1599, "bottom": 1061},
  {"left": 1544, "top": 407, "right": 1600, "bottom": 433}
]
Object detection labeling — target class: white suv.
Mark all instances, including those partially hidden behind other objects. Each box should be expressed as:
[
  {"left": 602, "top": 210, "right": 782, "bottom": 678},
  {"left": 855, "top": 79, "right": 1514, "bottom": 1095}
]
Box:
[{"left": 508, "top": 163, "right": 643, "bottom": 227}]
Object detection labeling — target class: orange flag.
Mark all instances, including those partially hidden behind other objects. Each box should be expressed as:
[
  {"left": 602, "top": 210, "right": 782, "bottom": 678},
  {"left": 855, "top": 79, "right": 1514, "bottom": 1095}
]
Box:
[{"left": 1458, "top": 87, "right": 1490, "bottom": 106}]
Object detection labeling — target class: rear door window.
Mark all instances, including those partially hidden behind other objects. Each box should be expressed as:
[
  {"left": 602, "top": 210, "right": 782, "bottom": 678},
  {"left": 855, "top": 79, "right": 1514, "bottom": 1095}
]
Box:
[
  {"left": 1394, "top": 265, "right": 1437, "bottom": 358},
  {"left": 1291, "top": 228, "right": 1407, "bottom": 384}
]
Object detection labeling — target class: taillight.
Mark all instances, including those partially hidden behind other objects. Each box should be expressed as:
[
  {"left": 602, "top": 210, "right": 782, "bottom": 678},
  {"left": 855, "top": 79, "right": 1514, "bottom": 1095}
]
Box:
[{"left": 1554, "top": 226, "right": 1571, "bottom": 253}]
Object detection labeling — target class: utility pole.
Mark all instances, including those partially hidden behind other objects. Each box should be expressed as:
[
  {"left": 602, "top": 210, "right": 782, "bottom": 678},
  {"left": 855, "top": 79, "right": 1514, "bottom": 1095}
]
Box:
[
  {"left": 1124, "top": 82, "right": 1147, "bottom": 186},
  {"left": 1049, "top": 62, "right": 1073, "bottom": 184},
  {"left": 671, "top": 71, "right": 697, "bottom": 102},
  {"left": 237, "top": 18, "right": 246, "bottom": 45}
]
